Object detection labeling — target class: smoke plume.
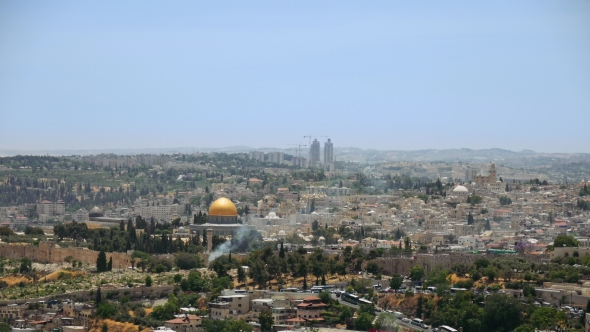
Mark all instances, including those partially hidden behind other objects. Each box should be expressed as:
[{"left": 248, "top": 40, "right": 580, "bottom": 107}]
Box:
[{"left": 207, "top": 225, "right": 251, "bottom": 263}]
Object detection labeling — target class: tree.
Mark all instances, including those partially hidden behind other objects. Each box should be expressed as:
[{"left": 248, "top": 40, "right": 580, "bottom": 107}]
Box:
[
  {"left": 202, "top": 230, "right": 208, "bottom": 248},
  {"left": 499, "top": 196, "right": 512, "bottom": 206},
  {"left": 101, "top": 322, "right": 108, "bottom": 332},
  {"left": 19, "top": 257, "right": 32, "bottom": 273},
  {"left": 355, "top": 312, "right": 374, "bottom": 331},
  {"left": 145, "top": 275, "right": 153, "bottom": 287},
  {"left": 0, "top": 323, "right": 12, "bottom": 332},
  {"left": 107, "top": 257, "right": 113, "bottom": 271},
  {"left": 96, "top": 251, "right": 107, "bottom": 272},
  {"left": 513, "top": 325, "right": 534, "bottom": 332},
  {"left": 318, "top": 291, "right": 331, "bottom": 305},
  {"left": 530, "top": 306, "right": 565, "bottom": 329},
  {"left": 96, "top": 286, "right": 102, "bottom": 305},
  {"left": 482, "top": 294, "right": 522, "bottom": 332},
  {"left": 202, "top": 318, "right": 253, "bottom": 332},
  {"left": 279, "top": 242, "right": 285, "bottom": 259},
  {"left": 409, "top": 265, "right": 425, "bottom": 282},
  {"left": 389, "top": 274, "right": 403, "bottom": 289},
  {"left": 485, "top": 267, "right": 497, "bottom": 282},
  {"left": 259, "top": 309, "right": 274, "bottom": 332},
  {"left": 484, "top": 219, "right": 491, "bottom": 231},
  {"left": 554, "top": 235, "right": 579, "bottom": 247},
  {"left": 97, "top": 302, "right": 117, "bottom": 318},
  {"left": 237, "top": 265, "right": 247, "bottom": 286},
  {"left": 175, "top": 253, "right": 203, "bottom": 270},
  {"left": 467, "top": 212, "right": 474, "bottom": 225}
]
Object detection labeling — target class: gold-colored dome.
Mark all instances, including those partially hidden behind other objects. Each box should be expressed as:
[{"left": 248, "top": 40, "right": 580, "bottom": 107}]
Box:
[{"left": 208, "top": 197, "right": 238, "bottom": 216}]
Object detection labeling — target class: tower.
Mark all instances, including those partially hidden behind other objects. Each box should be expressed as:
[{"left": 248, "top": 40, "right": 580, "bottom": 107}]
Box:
[
  {"left": 489, "top": 163, "right": 497, "bottom": 181},
  {"left": 309, "top": 139, "right": 320, "bottom": 168},
  {"left": 324, "top": 139, "right": 333, "bottom": 164}
]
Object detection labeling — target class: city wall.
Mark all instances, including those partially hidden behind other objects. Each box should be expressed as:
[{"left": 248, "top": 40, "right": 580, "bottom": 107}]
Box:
[
  {"left": 377, "top": 253, "right": 549, "bottom": 276},
  {"left": 0, "top": 242, "right": 131, "bottom": 269}
]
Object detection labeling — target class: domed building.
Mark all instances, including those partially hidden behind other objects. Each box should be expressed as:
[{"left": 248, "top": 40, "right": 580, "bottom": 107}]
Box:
[
  {"left": 208, "top": 197, "right": 238, "bottom": 224},
  {"left": 189, "top": 196, "right": 254, "bottom": 237},
  {"left": 89, "top": 206, "right": 104, "bottom": 218},
  {"left": 452, "top": 185, "right": 469, "bottom": 195}
]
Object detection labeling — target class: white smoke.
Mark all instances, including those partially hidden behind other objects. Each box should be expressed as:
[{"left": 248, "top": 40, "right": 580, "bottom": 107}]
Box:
[{"left": 207, "top": 225, "right": 251, "bottom": 263}]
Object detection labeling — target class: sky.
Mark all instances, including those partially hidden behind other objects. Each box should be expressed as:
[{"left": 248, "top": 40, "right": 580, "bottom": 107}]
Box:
[{"left": 1, "top": 1, "right": 589, "bottom": 153}]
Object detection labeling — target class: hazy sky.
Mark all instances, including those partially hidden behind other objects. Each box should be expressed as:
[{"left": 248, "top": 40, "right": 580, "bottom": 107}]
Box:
[{"left": 1, "top": 1, "right": 589, "bottom": 153}]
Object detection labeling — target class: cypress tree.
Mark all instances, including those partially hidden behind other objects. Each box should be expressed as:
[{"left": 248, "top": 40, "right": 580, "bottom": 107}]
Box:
[
  {"left": 96, "top": 286, "right": 102, "bottom": 305},
  {"left": 107, "top": 257, "right": 113, "bottom": 271},
  {"left": 96, "top": 251, "right": 107, "bottom": 272},
  {"left": 202, "top": 230, "right": 208, "bottom": 248},
  {"left": 279, "top": 242, "right": 285, "bottom": 259}
]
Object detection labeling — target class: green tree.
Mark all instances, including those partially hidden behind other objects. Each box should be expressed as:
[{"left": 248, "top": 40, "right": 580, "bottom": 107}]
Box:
[
  {"left": 237, "top": 265, "right": 247, "bottom": 286},
  {"left": 96, "top": 286, "right": 102, "bottom": 305},
  {"left": 175, "top": 252, "right": 203, "bottom": 269},
  {"left": 409, "top": 265, "right": 425, "bottom": 282},
  {"left": 355, "top": 312, "right": 374, "bottom": 331},
  {"left": 467, "top": 212, "right": 474, "bottom": 225},
  {"left": 469, "top": 195, "right": 483, "bottom": 205},
  {"left": 554, "top": 235, "right": 579, "bottom": 247},
  {"left": 312, "top": 220, "right": 319, "bottom": 231},
  {"left": 101, "top": 322, "right": 108, "bottom": 332},
  {"left": 530, "top": 306, "right": 564, "bottom": 329},
  {"left": 279, "top": 242, "right": 285, "bottom": 259},
  {"left": 318, "top": 291, "right": 331, "bottom": 305},
  {"left": 202, "top": 318, "right": 253, "bottom": 332},
  {"left": 97, "top": 302, "right": 117, "bottom": 318},
  {"left": 389, "top": 274, "right": 403, "bottom": 289},
  {"left": 96, "top": 251, "right": 107, "bottom": 272},
  {"left": 0, "top": 323, "right": 11, "bottom": 332},
  {"left": 19, "top": 257, "right": 32, "bottom": 273},
  {"left": 482, "top": 294, "right": 522, "bottom": 332},
  {"left": 485, "top": 267, "right": 497, "bottom": 282},
  {"left": 499, "top": 196, "right": 512, "bottom": 206},
  {"left": 259, "top": 309, "right": 274, "bottom": 332},
  {"left": 513, "top": 325, "right": 534, "bottom": 332},
  {"left": 145, "top": 275, "right": 153, "bottom": 287}
]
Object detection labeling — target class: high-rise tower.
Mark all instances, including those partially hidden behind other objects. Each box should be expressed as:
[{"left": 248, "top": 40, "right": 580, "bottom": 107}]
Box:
[
  {"left": 309, "top": 139, "right": 320, "bottom": 168},
  {"left": 324, "top": 138, "right": 333, "bottom": 164}
]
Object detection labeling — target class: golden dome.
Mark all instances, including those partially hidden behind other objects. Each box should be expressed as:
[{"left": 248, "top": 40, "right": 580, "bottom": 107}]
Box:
[{"left": 208, "top": 197, "right": 238, "bottom": 216}]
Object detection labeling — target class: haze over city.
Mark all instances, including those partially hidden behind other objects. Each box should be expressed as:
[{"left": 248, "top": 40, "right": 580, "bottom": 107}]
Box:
[
  {"left": 3, "top": 2, "right": 590, "bottom": 331},
  {"left": 1, "top": 1, "right": 589, "bottom": 153}
]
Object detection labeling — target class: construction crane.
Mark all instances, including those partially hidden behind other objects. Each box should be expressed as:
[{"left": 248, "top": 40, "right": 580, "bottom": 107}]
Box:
[
  {"left": 303, "top": 135, "right": 327, "bottom": 147},
  {"left": 287, "top": 143, "right": 306, "bottom": 159}
]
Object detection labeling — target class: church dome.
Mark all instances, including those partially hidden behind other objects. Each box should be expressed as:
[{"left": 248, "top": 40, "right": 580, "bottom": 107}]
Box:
[
  {"left": 453, "top": 185, "right": 469, "bottom": 193},
  {"left": 209, "top": 197, "right": 238, "bottom": 216},
  {"left": 89, "top": 206, "right": 103, "bottom": 217}
]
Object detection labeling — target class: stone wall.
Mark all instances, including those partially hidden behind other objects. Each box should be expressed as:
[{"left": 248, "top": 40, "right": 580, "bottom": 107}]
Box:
[
  {"left": 550, "top": 247, "right": 590, "bottom": 260},
  {"left": 0, "top": 242, "right": 131, "bottom": 269},
  {"left": 377, "top": 252, "right": 549, "bottom": 276}
]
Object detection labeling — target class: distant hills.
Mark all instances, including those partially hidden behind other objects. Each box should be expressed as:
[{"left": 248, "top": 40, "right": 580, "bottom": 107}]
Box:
[{"left": 1, "top": 146, "right": 589, "bottom": 165}]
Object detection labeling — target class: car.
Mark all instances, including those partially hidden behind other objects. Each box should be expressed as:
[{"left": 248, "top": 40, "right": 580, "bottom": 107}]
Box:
[
  {"left": 401, "top": 318, "right": 410, "bottom": 323},
  {"left": 421, "top": 324, "right": 429, "bottom": 329},
  {"left": 432, "top": 328, "right": 439, "bottom": 332}
]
